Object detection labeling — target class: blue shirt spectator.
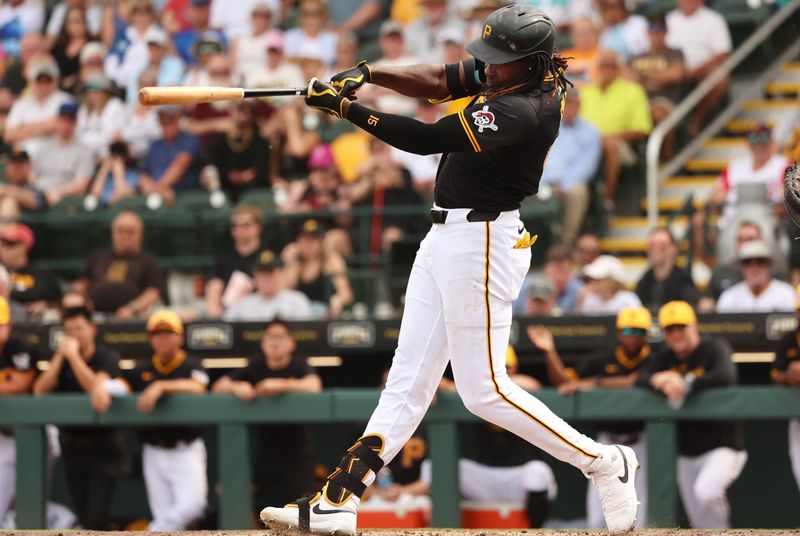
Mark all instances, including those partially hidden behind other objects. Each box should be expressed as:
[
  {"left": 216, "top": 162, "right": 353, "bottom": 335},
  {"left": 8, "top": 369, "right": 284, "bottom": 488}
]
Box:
[
  {"left": 173, "top": 0, "right": 228, "bottom": 67},
  {"left": 541, "top": 92, "right": 601, "bottom": 191},
  {"left": 141, "top": 107, "right": 203, "bottom": 197},
  {"left": 541, "top": 90, "right": 601, "bottom": 245},
  {"left": 0, "top": 1, "right": 44, "bottom": 57}
]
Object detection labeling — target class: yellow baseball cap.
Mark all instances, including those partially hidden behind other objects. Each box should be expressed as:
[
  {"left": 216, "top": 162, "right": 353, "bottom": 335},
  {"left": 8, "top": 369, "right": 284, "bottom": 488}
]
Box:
[
  {"left": 146, "top": 310, "right": 184, "bottom": 335},
  {"left": 616, "top": 306, "right": 652, "bottom": 330},
  {"left": 658, "top": 301, "right": 697, "bottom": 328},
  {"left": 0, "top": 296, "right": 10, "bottom": 325}
]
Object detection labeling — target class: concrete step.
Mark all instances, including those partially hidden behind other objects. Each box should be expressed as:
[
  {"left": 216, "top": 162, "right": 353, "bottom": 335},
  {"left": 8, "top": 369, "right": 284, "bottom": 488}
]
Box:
[
  {"left": 765, "top": 81, "right": 800, "bottom": 97},
  {"left": 695, "top": 138, "right": 748, "bottom": 160},
  {"left": 607, "top": 216, "right": 690, "bottom": 240}
]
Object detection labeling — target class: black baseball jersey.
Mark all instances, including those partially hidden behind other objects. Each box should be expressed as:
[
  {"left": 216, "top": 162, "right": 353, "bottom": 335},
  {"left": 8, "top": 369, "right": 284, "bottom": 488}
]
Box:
[
  {"left": 637, "top": 337, "right": 744, "bottom": 456},
  {"left": 125, "top": 351, "right": 209, "bottom": 446},
  {"left": 230, "top": 352, "right": 317, "bottom": 462},
  {"left": 0, "top": 333, "right": 36, "bottom": 377},
  {"left": 387, "top": 428, "right": 427, "bottom": 485},
  {"left": 568, "top": 345, "right": 652, "bottom": 437},
  {"left": 54, "top": 345, "right": 121, "bottom": 439},
  {"left": 347, "top": 78, "right": 564, "bottom": 212},
  {"left": 55, "top": 345, "right": 120, "bottom": 393},
  {"left": 435, "top": 89, "right": 564, "bottom": 211},
  {"left": 773, "top": 331, "right": 799, "bottom": 377}
]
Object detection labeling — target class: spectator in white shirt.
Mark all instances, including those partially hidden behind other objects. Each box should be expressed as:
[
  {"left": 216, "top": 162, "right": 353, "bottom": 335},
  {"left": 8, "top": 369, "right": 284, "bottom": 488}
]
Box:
[
  {"left": 284, "top": 0, "right": 337, "bottom": 66},
  {"left": 104, "top": 1, "right": 163, "bottom": 88},
  {"left": 716, "top": 240, "right": 796, "bottom": 313},
  {"left": 211, "top": 0, "right": 278, "bottom": 40},
  {"left": 404, "top": 0, "right": 465, "bottom": 64},
  {"left": 367, "top": 21, "right": 420, "bottom": 115},
  {"left": 666, "top": 0, "right": 732, "bottom": 135},
  {"left": 30, "top": 102, "right": 94, "bottom": 207},
  {"left": 122, "top": 67, "right": 162, "bottom": 160},
  {"left": 232, "top": 3, "right": 278, "bottom": 82},
  {"left": 598, "top": 0, "right": 649, "bottom": 61},
  {"left": 223, "top": 250, "right": 314, "bottom": 322},
  {"left": 76, "top": 73, "right": 125, "bottom": 159},
  {"left": 245, "top": 32, "right": 304, "bottom": 98},
  {"left": 578, "top": 255, "right": 643, "bottom": 315},
  {"left": 4, "top": 59, "right": 72, "bottom": 154},
  {"left": 0, "top": 0, "right": 45, "bottom": 57}
]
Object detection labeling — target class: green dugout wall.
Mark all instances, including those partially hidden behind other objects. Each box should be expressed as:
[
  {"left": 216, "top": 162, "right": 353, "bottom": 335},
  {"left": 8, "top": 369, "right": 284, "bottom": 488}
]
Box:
[{"left": 2, "top": 387, "right": 800, "bottom": 529}]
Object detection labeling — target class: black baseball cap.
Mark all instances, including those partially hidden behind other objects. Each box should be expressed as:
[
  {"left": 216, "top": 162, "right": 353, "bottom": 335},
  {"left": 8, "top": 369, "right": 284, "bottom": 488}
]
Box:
[
  {"left": 8, "top": 150, "right": 29, "bottom": 163},
  {"left": 254, "top": 250, "right": 284, "bottom": 272}
]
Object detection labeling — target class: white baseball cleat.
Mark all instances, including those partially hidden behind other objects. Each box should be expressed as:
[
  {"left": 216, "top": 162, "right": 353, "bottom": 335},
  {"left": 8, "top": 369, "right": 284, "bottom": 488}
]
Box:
[
  {"left": 585, "top": 444, "right": 639, "bottom": 534},
  {"left": 260, "top": 493, "right": 357, "bottom": 536}
]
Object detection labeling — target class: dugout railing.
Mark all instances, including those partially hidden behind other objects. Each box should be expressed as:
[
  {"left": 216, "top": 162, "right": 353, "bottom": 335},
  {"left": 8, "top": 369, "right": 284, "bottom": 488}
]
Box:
[{"left": 2, "top": 387, "right": 799, "bottom": 529}]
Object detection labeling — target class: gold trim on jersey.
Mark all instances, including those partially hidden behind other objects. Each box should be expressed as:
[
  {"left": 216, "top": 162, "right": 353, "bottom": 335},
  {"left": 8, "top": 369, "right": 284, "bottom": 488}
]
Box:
[
  {"left": 151, "top": 350, "right": 187, "bottom": 376},
  {"left": 615, "top": 344, "right": 651, "bottom": 370},
  {"left": 457, "top": 110, "right": 481, "bottom": 152},
  {"left": 483, "top": 223, "right": 597, "bottom": 459}
]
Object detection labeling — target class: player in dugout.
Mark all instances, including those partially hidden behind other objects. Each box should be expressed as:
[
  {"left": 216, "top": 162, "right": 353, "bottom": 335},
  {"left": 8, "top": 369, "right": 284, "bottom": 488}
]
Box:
[
  {"left": 527, "top": 306, "right": 653, "bottom": 528},
  {"left": 0, "top": 295, "right": 37, "bottom": 524},
  {"left": 771, "top": 287, "right": 800, "bottom": 495},
  {"left": 94, "top": 310, "right": 210, "bottom": 531},
  {"left": 33, "top": 302, "right": 128, "bottom": 530},
  {"left": 212, "top": 319, "right": 322, "bottom": 519},
  {"left": 637, "top": 301, "right": 747, "bottom": 528},
  {"left": 261, "top": 4, "right": 639, "bottom": 534}
]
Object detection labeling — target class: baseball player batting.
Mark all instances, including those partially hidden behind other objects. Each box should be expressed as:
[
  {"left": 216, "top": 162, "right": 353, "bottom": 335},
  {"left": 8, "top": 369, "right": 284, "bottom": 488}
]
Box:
[{"left": 261, "top": 5, "right": 639, "bottom": 534}]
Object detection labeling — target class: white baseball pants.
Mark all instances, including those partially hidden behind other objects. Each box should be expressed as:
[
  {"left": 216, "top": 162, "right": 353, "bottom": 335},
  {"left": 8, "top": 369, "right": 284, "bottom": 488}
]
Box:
[
  {"left": 0, "top": 434, "right": 15, "bottom": 522},
  {"left": 143, "top": 439, "right": 208, "bottom": 531},
  {"left": 677, "top": 446, "right": 747, "bottom": 528},
  {"left": 789, "top": 419, "right": 800, "bottom": 494},
  {"left": 587, "top": 431, "right": 647, "bottom": 528},
  {"left": 361, "top": 209, "right": 605, "bottom": 485}
]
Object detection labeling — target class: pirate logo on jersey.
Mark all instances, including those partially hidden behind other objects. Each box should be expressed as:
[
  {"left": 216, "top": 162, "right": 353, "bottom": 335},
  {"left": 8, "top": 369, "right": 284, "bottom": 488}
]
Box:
[{"left": 471, "top": 105, "right": 498, "bottom": 133}]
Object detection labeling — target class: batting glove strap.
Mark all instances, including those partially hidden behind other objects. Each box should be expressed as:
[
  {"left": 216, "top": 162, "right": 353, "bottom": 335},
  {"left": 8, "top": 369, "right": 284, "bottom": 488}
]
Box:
[
  {"left": 306, "top": 77, "right": 347, "bottom": 119},
  {"left": 330, "top": 60, "right": 371, "bottom": 99}
]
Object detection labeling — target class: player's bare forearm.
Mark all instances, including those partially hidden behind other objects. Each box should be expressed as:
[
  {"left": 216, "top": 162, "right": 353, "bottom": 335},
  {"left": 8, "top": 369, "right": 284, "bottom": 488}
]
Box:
[
  {"left": 0, "top": 369, "right": 35, "bottom": 394},
  {"left": 370, "top": 64, "right": 449, "bottom": 100}
]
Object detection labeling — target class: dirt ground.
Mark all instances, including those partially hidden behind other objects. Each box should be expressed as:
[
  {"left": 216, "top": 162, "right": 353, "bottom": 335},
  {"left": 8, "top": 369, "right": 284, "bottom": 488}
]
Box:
[{"left": 2, "top": 530, "right": 799, "bottom": 536}]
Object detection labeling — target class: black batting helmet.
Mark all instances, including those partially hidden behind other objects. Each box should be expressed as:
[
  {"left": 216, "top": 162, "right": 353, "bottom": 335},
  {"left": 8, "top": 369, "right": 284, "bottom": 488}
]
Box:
[{"left": 466, "top": 4, "right": 555, "bottom": 65}]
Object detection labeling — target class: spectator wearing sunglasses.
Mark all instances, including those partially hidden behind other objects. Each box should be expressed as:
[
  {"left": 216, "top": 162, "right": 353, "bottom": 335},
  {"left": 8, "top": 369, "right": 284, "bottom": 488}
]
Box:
[
  {"left": 527, "top": 306, "right": 653, "bottom": 528},
  {"left": 638, "top": 301, "right": 746, "bottom": 529},
  {"left": 701, "top": 124, "right": 790, "bottom": 229},
  {"left": 715, "top": 240, "right": 795, "bottom": 313}
]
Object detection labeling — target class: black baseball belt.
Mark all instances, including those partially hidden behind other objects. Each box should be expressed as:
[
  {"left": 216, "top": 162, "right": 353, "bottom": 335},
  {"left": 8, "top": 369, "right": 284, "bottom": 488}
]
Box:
[{"left": 430, "top": 209, "right": 501, "bottom": 224}]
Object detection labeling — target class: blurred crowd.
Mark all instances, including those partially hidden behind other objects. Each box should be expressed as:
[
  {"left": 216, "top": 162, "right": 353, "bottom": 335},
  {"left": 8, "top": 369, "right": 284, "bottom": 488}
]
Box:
[{"left": 0, "top": 0, "right": 794, "bottom": 324}]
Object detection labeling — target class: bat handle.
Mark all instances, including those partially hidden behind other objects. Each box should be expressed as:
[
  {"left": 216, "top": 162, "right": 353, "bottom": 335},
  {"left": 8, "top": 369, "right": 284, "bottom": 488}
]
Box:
[{"left": 243, "top": 87, "right": 308, "bottom": 98}]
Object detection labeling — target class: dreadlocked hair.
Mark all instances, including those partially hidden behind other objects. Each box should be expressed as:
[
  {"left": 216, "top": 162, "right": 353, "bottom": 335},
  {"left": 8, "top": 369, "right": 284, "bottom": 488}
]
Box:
[{"left": 485, "top": 51, "right": 573, "bottom": 101}]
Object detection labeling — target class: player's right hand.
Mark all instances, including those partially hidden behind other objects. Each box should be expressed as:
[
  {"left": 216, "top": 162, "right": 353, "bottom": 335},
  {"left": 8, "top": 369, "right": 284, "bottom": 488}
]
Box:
[
  {"left": 306, "top": 78, "right": 347, "bottom": 118},
  {"left": 330, "top": 60, "right": 371, "bottom": 99}
]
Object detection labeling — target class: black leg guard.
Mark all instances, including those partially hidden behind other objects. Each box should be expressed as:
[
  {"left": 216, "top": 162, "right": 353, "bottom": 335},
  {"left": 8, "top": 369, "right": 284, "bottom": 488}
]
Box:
[
  {"left": 525, "top": 490, "right": 549, "bottom": 529},
  {"left": 324, "top": 435, "right": 385, "bottom": 505},
  {"left": 296, "top": 495, "right": 311, "bottom": 532}
]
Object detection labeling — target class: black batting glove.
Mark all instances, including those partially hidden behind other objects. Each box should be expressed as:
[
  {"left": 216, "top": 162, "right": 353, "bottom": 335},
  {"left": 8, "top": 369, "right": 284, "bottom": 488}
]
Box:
[
  {"left": 330, "top": 60, "right": 371, "bottom": 100},
  {"left": 306, "top": 77, "right": 347, "bottom": 118}
]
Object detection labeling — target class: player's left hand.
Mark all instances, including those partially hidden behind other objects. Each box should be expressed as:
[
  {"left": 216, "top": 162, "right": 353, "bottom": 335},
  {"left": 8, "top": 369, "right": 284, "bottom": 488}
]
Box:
[
  {"left": 138, "top": 382, "right": 164, "bottom": 412},
  {"left": 306, "top": 78, "right": 347, "bottom": 119}
]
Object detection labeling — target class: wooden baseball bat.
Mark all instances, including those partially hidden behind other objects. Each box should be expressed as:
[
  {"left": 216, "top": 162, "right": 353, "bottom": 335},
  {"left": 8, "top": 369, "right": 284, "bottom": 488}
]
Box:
[{"left": 138, "top": 86, "right": 308, "bottom": 106}]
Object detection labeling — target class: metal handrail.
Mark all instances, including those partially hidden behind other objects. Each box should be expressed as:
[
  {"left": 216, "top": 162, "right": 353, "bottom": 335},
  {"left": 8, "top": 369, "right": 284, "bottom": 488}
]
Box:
[{"left": 646, "top": 0, "right": 800, "bottom": 228}]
